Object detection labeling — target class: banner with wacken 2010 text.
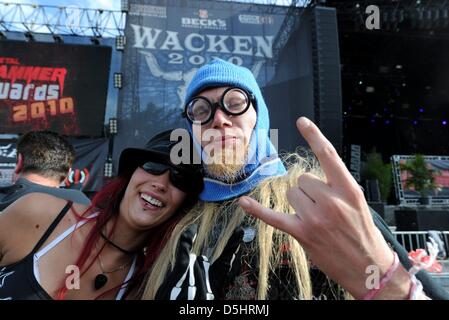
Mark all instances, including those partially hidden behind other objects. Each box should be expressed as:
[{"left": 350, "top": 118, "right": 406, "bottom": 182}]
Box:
[{"left": 114, "top": 0, "right": 308, "bottom": 167}]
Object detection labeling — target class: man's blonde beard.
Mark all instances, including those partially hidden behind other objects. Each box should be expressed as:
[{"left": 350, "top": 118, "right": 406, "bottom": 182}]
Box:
[{"left": 204, "top": 143, "right": 248, "bottom": 183}]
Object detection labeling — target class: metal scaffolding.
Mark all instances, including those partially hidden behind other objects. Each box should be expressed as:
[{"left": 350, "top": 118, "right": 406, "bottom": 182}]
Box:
[
  {"left": 326, "top": 0, "right": 449, "bottom": 33},
  {"left": 0, "top": 2, "right": 126, "bottom": 37},
  {"left": 215, "top": 0, "right": 310, "bottom": 5},
  {"left": 0, "top": 0, "right": 314, "bottom": 39},
  {"left": 272, "top": 0, "right": 312, "bottom": 60}
]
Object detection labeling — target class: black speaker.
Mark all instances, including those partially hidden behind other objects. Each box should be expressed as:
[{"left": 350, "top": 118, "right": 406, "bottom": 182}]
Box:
[
  {"left": 368, "top": 202, "right": 385, "bottom": 219},
  {"left": 365, "top": 179, "right": 381, "bottom": 202},
  {"left": 248, "top": 6, "right": 342, "bottom": 156},
  {"left": 311, "top": 6, "right": 343, "bottom": 154},
  {"left": 395, "top": 209, "right": 449, "bottom": 231}
]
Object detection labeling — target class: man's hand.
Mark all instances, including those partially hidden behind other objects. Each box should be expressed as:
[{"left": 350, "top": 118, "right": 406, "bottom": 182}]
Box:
[{"left": 239, "top": 117, "right": 411, "bottom": 299}]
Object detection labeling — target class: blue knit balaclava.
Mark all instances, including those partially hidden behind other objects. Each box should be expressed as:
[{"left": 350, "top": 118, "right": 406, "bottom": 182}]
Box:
[{"left": 185, "top": 59, "right": 286, "bottom": 201}]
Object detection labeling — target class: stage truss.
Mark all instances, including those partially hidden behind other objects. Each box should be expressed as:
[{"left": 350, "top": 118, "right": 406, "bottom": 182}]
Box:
[
  {"left": 0, "top": 0, "right": 316, "bottom": 44},
  {"left": 391, "top": 155, "right": 449, "bottom": 206},
  {"left": 0, "top": 2, "right": 125, "bottom": 37}
]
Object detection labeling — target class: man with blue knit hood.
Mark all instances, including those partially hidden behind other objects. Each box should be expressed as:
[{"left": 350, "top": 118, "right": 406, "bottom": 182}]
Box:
[
  {"left": 184, "top": 59, "right": 286, "bottom": 202},
  {"left": 145, "top": 59, "right": 448, "bottom": 300}
]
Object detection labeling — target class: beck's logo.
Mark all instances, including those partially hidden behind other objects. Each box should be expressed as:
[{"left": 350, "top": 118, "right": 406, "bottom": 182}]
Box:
[{"left": 181, "top": 9, "right": 226, "bottom": 30}]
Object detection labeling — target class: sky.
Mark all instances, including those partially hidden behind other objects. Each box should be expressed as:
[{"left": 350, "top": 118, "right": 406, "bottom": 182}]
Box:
[
  {"left": 3, "top": 0, "right": 309, "bottom": 10},
  {"left": 4, "top": 0, "right": 121, "bottom": 10}
]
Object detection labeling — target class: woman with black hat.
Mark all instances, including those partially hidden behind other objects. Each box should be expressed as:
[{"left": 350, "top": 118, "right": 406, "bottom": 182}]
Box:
[{"left": 0, "top": 129, "right": 204, "bottom": 300}]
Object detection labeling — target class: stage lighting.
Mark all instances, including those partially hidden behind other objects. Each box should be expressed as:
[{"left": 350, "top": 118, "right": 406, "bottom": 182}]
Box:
[
  {"left": 53, "top": 34, "right": 63, "bottom": 43},
  {"left": 25, "top": 32, "right": 35, "bottom": 42},
  {"left": 121, "top": 0, "right": 129, "bottom": 12},
  {"left": 115, "top": 35, "right": 126, "bottom": 51},
  {"left": 113, "top": 73, "right": 123, "bottom": 89},
  {"left": 103, "top": 158, "right": 114, "bottom": 178},
  {"left": 109, "top": 118, "right": 118, "bottom": 135},
  {"left": 91, "top": 36, "right": 100, "bottom": 45}
]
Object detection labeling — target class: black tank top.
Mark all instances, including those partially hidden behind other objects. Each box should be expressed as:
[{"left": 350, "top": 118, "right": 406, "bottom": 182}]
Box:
[{"left": 0, "top": 201, "right": 72, "bottom": 300}]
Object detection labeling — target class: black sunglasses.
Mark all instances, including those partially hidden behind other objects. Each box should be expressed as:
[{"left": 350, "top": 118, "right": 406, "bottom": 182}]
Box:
[
  {"left": 141, "top": 161, "right": 196, "bottom": 194},
  {"left": 183, "top": 87, "right": 256, "bottom": 125}
]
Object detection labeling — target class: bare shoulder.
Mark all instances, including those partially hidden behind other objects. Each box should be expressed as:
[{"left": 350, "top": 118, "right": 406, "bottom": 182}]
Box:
[
  {"left": 1, "top": 193, "right": 67, "bottom": 221},
  {"left": 1, "top": 192, "right": 90, "bottom": 225},
  {"left": 0, "top": 193, "right": 89, "bottom": 262}
]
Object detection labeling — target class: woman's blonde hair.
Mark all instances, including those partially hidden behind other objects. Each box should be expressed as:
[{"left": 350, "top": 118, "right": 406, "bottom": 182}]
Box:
[{"left": 141, "top": 151, "right": 349, "bottom": 300}]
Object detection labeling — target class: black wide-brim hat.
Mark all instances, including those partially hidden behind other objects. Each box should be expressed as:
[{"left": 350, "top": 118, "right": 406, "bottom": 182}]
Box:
[{"left": 118, "top": 129, "right": 204, "bottom": 194}]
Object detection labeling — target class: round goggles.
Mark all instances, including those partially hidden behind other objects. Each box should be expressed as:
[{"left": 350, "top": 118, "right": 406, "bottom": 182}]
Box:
[
  {"left": 141, "top": 161, "right": 200, "bottom": 194},
  {"left": 183, "top": 87, "right": 255, "bottom": 125}
]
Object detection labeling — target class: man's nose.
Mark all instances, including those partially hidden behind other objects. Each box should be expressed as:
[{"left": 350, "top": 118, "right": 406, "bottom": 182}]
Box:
[{"left": 210, "top": 107, "right": 232, "bottom": 129}]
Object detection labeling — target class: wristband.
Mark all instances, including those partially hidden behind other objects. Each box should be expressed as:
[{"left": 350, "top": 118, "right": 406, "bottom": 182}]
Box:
[{"left": 362, "top": 251, "right": 400, "bottom": 300}]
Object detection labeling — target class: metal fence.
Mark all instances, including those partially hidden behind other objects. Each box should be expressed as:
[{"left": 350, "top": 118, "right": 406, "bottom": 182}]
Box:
[{"left": 393, "top": 231, "right": 449, "bottom": 260}]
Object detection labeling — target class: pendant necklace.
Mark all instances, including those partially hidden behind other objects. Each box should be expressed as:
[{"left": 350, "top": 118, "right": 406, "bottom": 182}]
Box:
[{"left": 94, "top": 244, "right": 132, "bottom": 290}]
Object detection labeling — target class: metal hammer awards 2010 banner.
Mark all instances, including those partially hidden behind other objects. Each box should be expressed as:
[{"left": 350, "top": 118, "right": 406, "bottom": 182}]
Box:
[{"left": 0, "top": 41, "right": 112, "bottom": 137}]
